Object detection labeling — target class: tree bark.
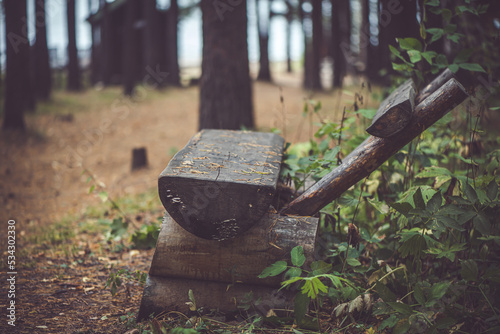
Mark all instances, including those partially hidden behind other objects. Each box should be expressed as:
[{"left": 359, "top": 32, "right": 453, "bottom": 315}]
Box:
[
  {"left": 331, "top": 0, "right": 350, "bottom": 88},
  {"left": 122, "top": 0, "right": 139, "bottom": 96},
  {"left": 199, "top": 0, "right": 254, "bottom": 130},
  {"left": 3, "top": 0, "right": 29, "bottom": 130},
  {"left": 165, "top": 0, "right": 180, "bottom": 86},
  {"left": 307, "top": 0, "right": 322, "bottom": 90},
  {"left": 66, "top": 0, "right": 81, "bottom": 91},
  {"left": 256, "top": 0, "right": 272, "bottom": 81},
  {"left": 285, "top": 0, "right": 293, "bottom": 73},
  {"left": 34, "top": 0, "right": 52, "bottom": 100},
  {"left": 280, "top": 78, "right": 468, "bottom": 217}
]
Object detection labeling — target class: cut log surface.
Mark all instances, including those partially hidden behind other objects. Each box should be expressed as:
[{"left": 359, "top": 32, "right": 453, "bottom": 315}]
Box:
[
  {"left": 158, "top": 130, "right": 285, "bottom": 240},
  {"left": 366, "top": 79, "right": 416, "bottom": 138},
  {"left": 415, "top": 68, "right": 454, "bottom": 105},
  {"left": 281, "top": 78, "right": 468, "bottom": 217},
  {"left": 149, "top": 211, "right": 318, "bottom": 286},
  {"left": 137, "top": 275, "right": 295, "bottom": 321}
]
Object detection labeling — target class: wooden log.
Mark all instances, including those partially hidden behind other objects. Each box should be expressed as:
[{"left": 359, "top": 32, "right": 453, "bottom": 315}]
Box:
[
  {"left": 415, "top": 68, "right": 454, "bottom": 105},
  {"left": 158, "top": 130, "right": 284, "bottom": 240},
  {"left": 149, "top": 211, "right": 318, "bottom": 287},
  {"left": 137, "top": 275, "right": 295, "bottom": 321},
  {"left": 366, "top": 79, "right": 416, "bottom": 138},
  {"left": 280, "top": 78, "right": 468, "bottom": 217}
]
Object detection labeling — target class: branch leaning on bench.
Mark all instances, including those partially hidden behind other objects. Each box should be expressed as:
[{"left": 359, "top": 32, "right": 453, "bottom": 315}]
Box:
[{"left": 280, "top": 78, "right": 469, "bottom": 217}]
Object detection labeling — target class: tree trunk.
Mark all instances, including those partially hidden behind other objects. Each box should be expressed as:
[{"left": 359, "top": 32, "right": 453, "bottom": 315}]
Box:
[
  {"left": 3, "top": 0, "right": 29, "bottom": 130},
  {"left": 256, "top": 0, "right": 272, "bottom": 81},
  {"left": 67, "top": 0, "right": 81, "bottom": 91},
  {"left": 100, "top": 2, "right": 112, "bottom": 85},
  {"left": 123, "top": 0, "right": 139, "bottom": 96},
  {"left": 144, "top": 0, "right": 161, "bottom": 86},
  {"left": 199, "top": 0, "right": 254, "bottom": 130},
  {"left": 307, "top": 0, "right": 322, "bottom": 90},
  {"left": 166, "top": 0, "right": 180, "bottom": 86},
  {"left": 281, "top": 78, "right": 468, "bottom": 217},
  {"left": 34, "top": 0, "right": 52, "bottom": 100},
  {"left": 331, "top": 0, "right": 350, "bottom": 88},
  {"left": 285, "top": 0, "right": 293, "bottom": 73},
  {"left": 299, "top": 0, "right": 313, "bottom": 89}
]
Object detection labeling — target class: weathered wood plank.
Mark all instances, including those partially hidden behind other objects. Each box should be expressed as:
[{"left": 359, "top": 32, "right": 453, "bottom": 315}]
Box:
[
  {"left": 137, "top": 275, "right": 295, "bottom": 321},
  {"left": 149, "top": 211, "right": 318, "bottom": 286},
  {"left": 280, "top": 78, "right": 468, "bottom": 217},
  {"left": 366, "top": 79, "right": 416, "bottom": 138},
  {"left": 159, "top": 130, "right": 284, "bottom": 240}
]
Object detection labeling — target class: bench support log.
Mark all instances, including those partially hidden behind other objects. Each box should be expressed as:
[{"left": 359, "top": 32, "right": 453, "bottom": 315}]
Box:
[{"left": 280, "top": 78, "right": 468, "bottom": 217}]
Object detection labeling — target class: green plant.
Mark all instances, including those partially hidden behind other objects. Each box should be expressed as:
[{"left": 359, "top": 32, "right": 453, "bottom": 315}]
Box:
[
  {"left": 106, "top": 268, "right": 147, "bottom": 297},
  {"left": 390, "top": 0, "right": 488, "bottom": 85},
  {"left": 259, "top": 246, "right": 359, "bottom": 328}
]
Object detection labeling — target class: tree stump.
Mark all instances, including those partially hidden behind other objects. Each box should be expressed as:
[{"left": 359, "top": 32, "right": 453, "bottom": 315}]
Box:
[{"left": 131, "top": 147, "right": 148, "bottom": 170}]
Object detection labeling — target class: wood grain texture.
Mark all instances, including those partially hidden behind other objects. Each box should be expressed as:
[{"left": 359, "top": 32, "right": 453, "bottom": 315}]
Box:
[
  {"left": 158, "top": 129, "right": 284, "bottom": 240},
  {"left": 149, "top": 211, "right": 318, "bottom": 286},
  {"left": 415, "top": 69, "right": 454, "bottom": 105},
  {"left": 137, "top": 275, "right": 295, "bottom": 321},
  {"left": 366, "top": 79, "right": 415, "bottom": 138},
  {"left": 280, "top": 78, "right": 468, "bottom": 217}
]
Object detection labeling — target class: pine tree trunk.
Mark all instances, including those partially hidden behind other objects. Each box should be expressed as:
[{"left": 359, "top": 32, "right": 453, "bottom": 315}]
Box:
[
  {"left": 331, "top": 0, "right": 350, "bottom": 88},
  {"left": 308, "top": 0, "right": 322, "bottom": 90},
  {"left": 166, "top": 0, "right": 180, "bottom": 86},
  {"left": 67, "top": 0, "right": 81, "bottom": 91},
  {"left": 34, "top": 0, "right": 52, "bottom": 100},
  {"left": 3, "top": 0, "right": 28, "bottom": 130},
  {"left": 199, "top": 0, "right": 254, "bottom": 130},
  {"left": 123, "top": 0, "right": 139, "bottom": 96},
  {"left": 256, "top": 0, "right": 272, "bottom": 81}
]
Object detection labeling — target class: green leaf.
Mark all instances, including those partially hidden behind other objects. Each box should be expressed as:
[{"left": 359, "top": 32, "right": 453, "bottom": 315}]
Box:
[
  {"left": 387, "top": 302, "right": 413, "bottom": 315},
  {"left": 426, "top": 0, "right": 440, "bottom": 6},
  {"left": 311, "top": 261, "right": 332, "bottom": 275},
  {"left": 379, "top": 315, "right": 399, "bottom": 330},
  {"left": 426, "top": 28, "right": 444, "bottom": 43},
  {"left": 454, "top": 49, "right": 473, "bottom": 63},
  {"left": 459, "top": 63, "right": 486, "bottom": 72},
  {"left": 346, "top": 257, "right": 361, "bottom": 267},
  {"left": 427, "top": 192, "right": 442, "bottom": 213},
  {"left": 462, "top": 182, "right": 478, "bottom": 203},
  {"left": 88, "top": 185, "right": 95, "bottom": 194},
  {"left": 375, "top": 282, "right": 397, "bottom": 303},
  {"left": 258, "top": 261, "right": 288, "bottom": 278},
  {"left": 413, "top": 188, "right": 426, "bottom": 210},
  {"left": 421, "top": 51, "right": 437, "bottom": 65},
  {"left": 98, "top": 191, "right": 109, "bottom": 202},
  {"left": 487, "top": 180, "right": 498, "bottom": 201},
  {"left": 285, "top": 267, "right": 303, "bottom": 280},
  {"left": 391, "top": 202, "right": 414, "bottom": 216},
  {"left": 294, "top": 291, "right": 310, "bottom": 324},
  {"left": 413, "top": 284, "right": 426, "bottom": 306},
  {"left": 460, "top": 259, "right": 478, "bottom": 282},
  {"left": 449, "top": 64, "right": 459, "bottom": 73},
  {"left": 429, "top": 281, "right": 450, "bottom": 305},
  {"left": 441, "top": 8, "right": 452, "bottom": 22},
  {"left": 408, "top": 50, "right": 422, "bottom": 63},
  {"left": 398, "top": 38, "right": 423, "bottom": 52},
  {"left": 301, "top": 277, "right": 328, "bottom": 299},
  {"left": 291, "top": 246, "right": 306, "bottom": 267},
  {"left": 473, "top": 214, "right": 491, "bottom": 235}
]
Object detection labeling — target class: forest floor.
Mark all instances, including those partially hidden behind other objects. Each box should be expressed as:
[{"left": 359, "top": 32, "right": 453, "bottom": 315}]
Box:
[{"left": 0, "top": 70, "right": 380, "bottom": 333}]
